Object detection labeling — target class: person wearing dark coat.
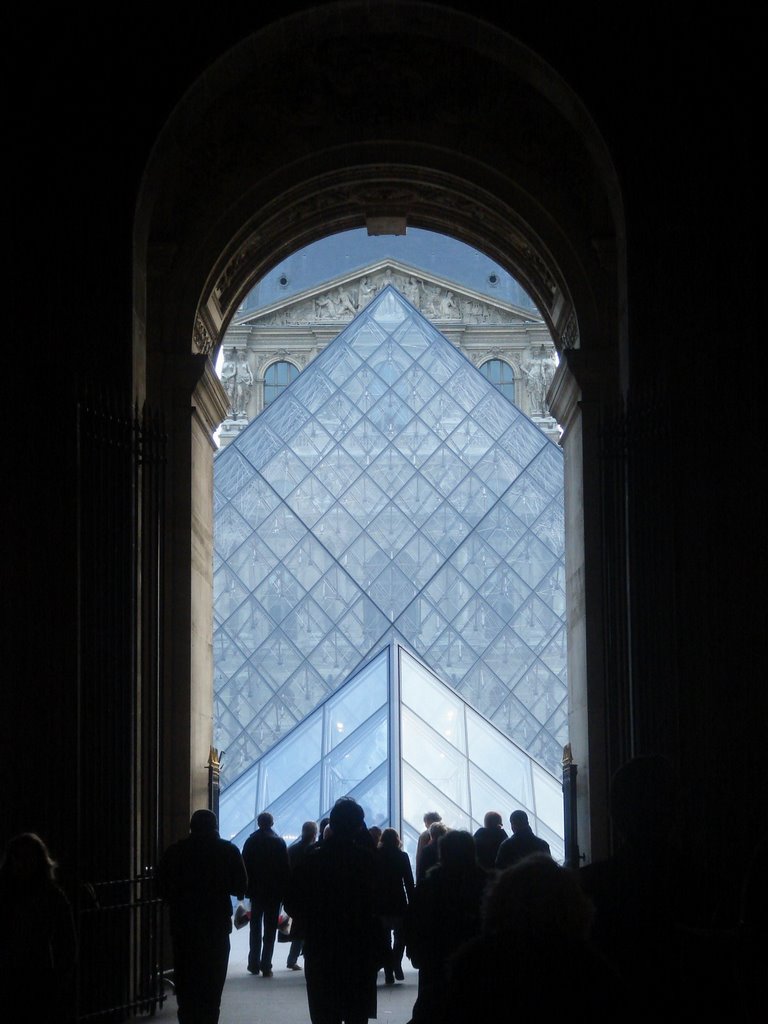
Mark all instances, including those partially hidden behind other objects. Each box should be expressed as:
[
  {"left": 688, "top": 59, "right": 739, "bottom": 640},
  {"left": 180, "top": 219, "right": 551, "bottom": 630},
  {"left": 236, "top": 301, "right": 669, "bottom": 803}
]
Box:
[
  {"left": 406, "top": 829, "right": 490, "bottom": 1023},
  {"left": 414, "top": 811, "right": 441, "bottom": 880},
  {"left": 415, "top": 821, "right": 447, "bottom": 884},
  {"left": 285, "top": 820, "right": 318, "bottom": 970},
  {"left": 157, "top": 809, "right": 248, "bottom": 1024},
  {"left": 241, "top": 811, "right": 290, "bottom": 977},
  {"left": 579, "top": 755, "right": 732, "bottom": 1024},
  {"left": 0, "top": 832, "right": 78, "bottom": 1024},
  {"left": 374, "top": 827, "right": 415, "bottom": 984},
  {"left": 494, "top": 809, "right": 550, "bottom": 870},
  {"left": 444, "top": 854, "right": 625, "bottom": 1024},
  {"left": 284, "top": 797, "right": 380, "bottom": 1024},
  {"left": 472, "top": 811, "right": 508, "bottom": 870}
]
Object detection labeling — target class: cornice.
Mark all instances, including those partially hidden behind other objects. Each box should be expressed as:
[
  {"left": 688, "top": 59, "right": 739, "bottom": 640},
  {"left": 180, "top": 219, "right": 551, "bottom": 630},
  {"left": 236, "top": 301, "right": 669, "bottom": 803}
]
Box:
[
  {"left": 230, "top": 257, "right": 543, "bottom": 329},
  {"left": 192, "top": 357, "right": 230, "bottom": 442}
]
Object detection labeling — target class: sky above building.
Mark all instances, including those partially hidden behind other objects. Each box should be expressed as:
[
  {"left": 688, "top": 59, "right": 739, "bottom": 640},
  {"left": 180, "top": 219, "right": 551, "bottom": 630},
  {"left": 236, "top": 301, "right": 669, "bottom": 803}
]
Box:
[{"left": 236, "top": 227, "right": 538, "bottom": 315}]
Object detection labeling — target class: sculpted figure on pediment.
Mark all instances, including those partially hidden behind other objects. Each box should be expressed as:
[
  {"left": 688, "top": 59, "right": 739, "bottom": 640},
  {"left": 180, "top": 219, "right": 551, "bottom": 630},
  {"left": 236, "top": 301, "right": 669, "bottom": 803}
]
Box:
[
  {"left": 334, "top": 285, "right": 358, "bottom": 317},
  {"left": 422, "top": 284, "right": 444, "bottom": 317},
  {"left": 316, "top": 286, "right": 358, "bottom": 319},
  {"left": 421, "top": 285, "right": 461, "bottom": 319},
  {"left": 464, "top": 297, "right": 489, "bottom": 322},
  {"left": 403, "top": 275, "right": 421, "bottom": 306},
  {"left": 440, "top": 290, "right": 461, "bottom": 318},
  {"left": 358, "top": 275, "right": 377, "bottom": 307},
  {"left": 315, "top": 292, "right": 337, "bottom": 319}
]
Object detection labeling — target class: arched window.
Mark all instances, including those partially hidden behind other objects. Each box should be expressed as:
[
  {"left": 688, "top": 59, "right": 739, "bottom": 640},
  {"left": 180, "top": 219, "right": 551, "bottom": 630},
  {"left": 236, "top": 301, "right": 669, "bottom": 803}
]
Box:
[
  {"left": 264, "top": 360, "right": 299, "bottom": 405},
  {"left": 480, "top": 359, "right": 515, "bottom": 402}
]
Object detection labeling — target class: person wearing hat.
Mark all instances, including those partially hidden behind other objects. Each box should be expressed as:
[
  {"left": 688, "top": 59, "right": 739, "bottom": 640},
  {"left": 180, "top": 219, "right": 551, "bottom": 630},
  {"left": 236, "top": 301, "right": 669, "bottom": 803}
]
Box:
[{"left": 157, "top": 809, "right": 247, "bottom": 1024}]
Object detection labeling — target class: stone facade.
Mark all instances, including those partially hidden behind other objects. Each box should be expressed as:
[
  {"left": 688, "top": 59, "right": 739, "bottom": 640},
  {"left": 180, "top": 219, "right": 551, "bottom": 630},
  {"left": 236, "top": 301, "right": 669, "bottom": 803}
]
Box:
[{"left": 217, "top": 259, "right": 560, "bottom": 445}]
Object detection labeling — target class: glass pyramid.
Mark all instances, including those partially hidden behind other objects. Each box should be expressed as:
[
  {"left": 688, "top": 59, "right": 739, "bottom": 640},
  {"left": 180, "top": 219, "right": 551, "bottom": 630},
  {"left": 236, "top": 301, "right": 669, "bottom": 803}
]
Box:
[{"left": 214, "top": 286, "right": 567, "bottom": 855}]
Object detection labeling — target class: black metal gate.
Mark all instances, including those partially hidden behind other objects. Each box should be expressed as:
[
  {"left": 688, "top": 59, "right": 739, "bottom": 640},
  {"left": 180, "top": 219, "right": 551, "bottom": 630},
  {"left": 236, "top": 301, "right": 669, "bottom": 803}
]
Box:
[{"left": 75, "top": 393, "right": 166, "bottom": 1020}]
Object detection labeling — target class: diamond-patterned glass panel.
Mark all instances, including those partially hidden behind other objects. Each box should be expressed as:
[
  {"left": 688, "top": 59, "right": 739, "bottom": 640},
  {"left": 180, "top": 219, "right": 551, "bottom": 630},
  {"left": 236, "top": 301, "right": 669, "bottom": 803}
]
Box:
[
  {"left": 218, "top": 651, "right": 389, "bottom": 842},
  {"left": 400, "top": 649, "right": 563, "bottom": 862},
  {"left": 214, "top": 286, "right": 567, "bottom": 849}
]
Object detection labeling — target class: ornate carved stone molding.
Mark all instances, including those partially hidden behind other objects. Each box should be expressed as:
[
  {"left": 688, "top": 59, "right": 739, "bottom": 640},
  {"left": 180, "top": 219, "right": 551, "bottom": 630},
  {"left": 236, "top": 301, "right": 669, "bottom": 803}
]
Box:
[
  {"left": 559, "top": 308, "right": 579, "bottom": 350},
  {"left": 203, "top": 166, "right": 577, "bottom": 349},
  {"left": 241, "top": 264, "right": 535, "bottom": 332},
  {"left": 193, "top": 307, "right": 217, "bottom": 356},
  {"left": 192, "top": 357, "right": 230, "bottom": 445}
]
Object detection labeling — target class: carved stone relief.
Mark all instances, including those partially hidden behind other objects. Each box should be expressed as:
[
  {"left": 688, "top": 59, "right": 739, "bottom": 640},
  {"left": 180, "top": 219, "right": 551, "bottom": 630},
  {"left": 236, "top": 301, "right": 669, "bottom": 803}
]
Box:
[
  {"left": 559, "top": 309, "right": 579, "bottom": 349},
  {"left": 193, "top": 311, "right": 215, "bottom": 356},
  {"left": 257, "top": 268, "right": 520, "bottom": 328},
  {"left": 208, "top": 166, "right": 572, "bottom": 330}
]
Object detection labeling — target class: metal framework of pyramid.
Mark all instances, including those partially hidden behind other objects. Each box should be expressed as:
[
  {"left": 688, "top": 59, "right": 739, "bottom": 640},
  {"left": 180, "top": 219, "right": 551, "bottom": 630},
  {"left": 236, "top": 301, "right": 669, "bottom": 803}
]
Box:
[{"left": 213, "top": 286, "right": 567, "bottom": 858}]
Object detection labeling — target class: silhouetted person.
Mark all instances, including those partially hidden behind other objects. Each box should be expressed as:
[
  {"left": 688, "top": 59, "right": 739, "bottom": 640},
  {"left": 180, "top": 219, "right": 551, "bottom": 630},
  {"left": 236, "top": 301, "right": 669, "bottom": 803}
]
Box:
[
  {"left": 284, "top": 797, "right": 379, "bottom": 1023},
  {"left": 473, "top": 811, "right": 508, "bottom": 869},
  {"left": 375, "top": 827, "right": 414, "bottom": 984},
  {"left": 415, "top": 820, "right": 447, "bottom": 884},
  {"left": 444, "top": 854, "right": 625, "bottom": 1023},
  {"left": 315, "top": 816, "right": 331, "bottom": 849},
  {"left": 157, "top": 809, "right": 247, "bottom": 1024},
  {"left": 0, "top": 832, "right": 78, "bottom": 1024},
  {"left": 415, "top": 811, "right": 441, "bottom": 879},
  {"left": 407, "top": 829, "right": 490, "bottom": 1023},
  {"left": 579, "top": 754, "right": 729, "bottom": 1023},
  {"left": 285, "top": 820, "right": 318, "bottom": 971},
  {"left": 242, "top": 811, "right": 290, "bottom": 977},
  {"left": 494, "top": 809, "right": 550, "bottom": 869}
]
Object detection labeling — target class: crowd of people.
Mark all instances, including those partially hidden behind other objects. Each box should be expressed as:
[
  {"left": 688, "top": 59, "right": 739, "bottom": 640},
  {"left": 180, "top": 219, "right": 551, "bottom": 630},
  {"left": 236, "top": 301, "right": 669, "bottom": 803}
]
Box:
[
  {"left": 155, "top": 798, "right": 556, "bottom": 1024},
  {"left": 4, "top": 755, "right": 762, "bottom": 1024}
]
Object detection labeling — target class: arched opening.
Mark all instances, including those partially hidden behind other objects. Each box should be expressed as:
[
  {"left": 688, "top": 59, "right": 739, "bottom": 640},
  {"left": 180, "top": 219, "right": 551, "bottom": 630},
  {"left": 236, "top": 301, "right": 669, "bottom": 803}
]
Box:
[
  {"left": 212, "top": 228, "right": 567, "bottom": 858},
  {"left": 135, "top": 0, "right": 625, "bottom": 869},
  {"left": 263, "top": 361, "right": 300, "bottom": 407},
  {"left": 479, "top": 358, "right": 516, "bottom": 403}
]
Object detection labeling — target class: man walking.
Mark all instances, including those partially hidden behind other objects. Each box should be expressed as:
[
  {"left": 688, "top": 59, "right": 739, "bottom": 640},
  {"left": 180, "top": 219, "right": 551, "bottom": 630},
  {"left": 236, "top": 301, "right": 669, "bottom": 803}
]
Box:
[
  {"left": 472, "top": 811, "right": 508, "bottom": 870},
  {"left": 285, "top": 820, "right": 318, "bottom": 970},
  {"left": 242, "top": 811, "right": 290, "bottom": 977},
  {"left": 495, "top": 810, "right": 550, "bottom": 870},
  {"left": 157, "top": 809, "right": 247, "bottom": 1024},
  {"left": 284, "top": 798, "right": 379, "bottom": 1024}
]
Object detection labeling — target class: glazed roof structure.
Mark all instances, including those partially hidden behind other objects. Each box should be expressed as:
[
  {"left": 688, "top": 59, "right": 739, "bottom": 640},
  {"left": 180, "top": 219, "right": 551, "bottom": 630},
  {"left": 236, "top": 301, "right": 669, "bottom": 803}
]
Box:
[{"left": 213, "top": 286, "right": 566, "bottom": 853}]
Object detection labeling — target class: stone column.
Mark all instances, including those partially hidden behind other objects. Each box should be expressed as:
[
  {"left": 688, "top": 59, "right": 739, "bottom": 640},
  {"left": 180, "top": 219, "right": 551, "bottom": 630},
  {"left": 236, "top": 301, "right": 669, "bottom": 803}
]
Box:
[
  {"left": 158, "top": 352, "right": 228, "bottom": 845},
  {"left": 191, "top": 359, "right": 230, "bottom": 811},
  {"left": 548, "top": 348, "right": 616, "bottom": 864}
]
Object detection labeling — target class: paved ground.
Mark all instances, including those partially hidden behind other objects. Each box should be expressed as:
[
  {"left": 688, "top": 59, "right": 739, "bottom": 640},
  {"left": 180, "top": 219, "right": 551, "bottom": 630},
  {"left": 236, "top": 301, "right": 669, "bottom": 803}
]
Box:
[{"left": 147, "top": 925, "right": 418, "bottom": 1023}]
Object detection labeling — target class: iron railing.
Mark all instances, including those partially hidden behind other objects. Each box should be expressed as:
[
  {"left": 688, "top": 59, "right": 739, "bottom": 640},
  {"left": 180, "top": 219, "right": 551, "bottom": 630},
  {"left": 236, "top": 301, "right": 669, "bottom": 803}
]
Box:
[{"left": 75, "top": 393, "right": 166, "bottom": 1020}]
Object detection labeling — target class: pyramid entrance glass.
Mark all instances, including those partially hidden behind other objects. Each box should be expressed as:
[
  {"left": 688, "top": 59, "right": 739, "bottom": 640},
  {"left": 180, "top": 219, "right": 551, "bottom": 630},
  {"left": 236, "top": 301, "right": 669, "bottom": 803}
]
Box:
[{"left": 214, "top": 286, "right": 567, "bottom": 857}]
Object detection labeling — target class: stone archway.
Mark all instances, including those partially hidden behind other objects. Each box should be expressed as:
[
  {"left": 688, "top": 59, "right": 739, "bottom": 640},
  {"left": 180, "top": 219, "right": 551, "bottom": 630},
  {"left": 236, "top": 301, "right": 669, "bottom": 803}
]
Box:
[{"left": 135, "top": 1, "right": 625, "bottom": 861}]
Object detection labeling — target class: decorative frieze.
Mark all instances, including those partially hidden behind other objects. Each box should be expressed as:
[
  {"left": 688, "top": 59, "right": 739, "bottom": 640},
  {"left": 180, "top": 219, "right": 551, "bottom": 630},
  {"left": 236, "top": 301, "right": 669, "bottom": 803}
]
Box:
[
  {"left": 250, "top": 264, "right": 535, "bottom": 329},
  {"left": 193, "top": 310, "right": 216, "bottom": 356},
  {"left": 215, "top": 262, "right": 562, "bottom": 447}
]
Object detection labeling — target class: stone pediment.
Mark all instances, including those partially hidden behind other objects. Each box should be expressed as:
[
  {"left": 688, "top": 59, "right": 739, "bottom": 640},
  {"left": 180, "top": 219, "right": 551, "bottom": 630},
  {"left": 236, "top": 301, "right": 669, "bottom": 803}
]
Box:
[{"left": 231, "top": 260, "right": 543, "bottom": 329}]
